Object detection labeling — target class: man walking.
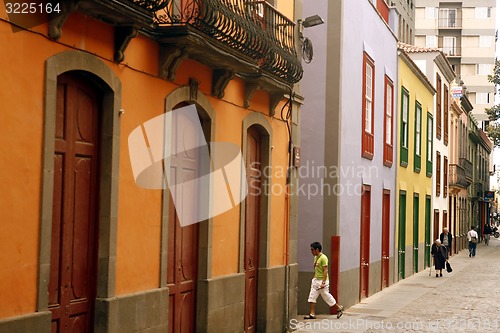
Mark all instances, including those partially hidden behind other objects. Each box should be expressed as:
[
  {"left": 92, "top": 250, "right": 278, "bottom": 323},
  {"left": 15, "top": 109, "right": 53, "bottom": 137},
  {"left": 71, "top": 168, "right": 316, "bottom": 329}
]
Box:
[
  {"left": 304, "top": 242, "right": 344, "bottom": 320},
  {"left": 440, "top": 227, "right": 452, "bottom": 256},
  {"left": 467, "top": 226, "right": 478, "bottom": 257},
  {"left": 484, "top": 224, "right": 492, "bottom": 245}
]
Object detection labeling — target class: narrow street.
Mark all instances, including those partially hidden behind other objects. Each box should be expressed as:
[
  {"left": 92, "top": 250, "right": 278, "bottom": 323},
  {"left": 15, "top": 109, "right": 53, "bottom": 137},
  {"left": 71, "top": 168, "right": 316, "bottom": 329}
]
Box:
[{"left": 292, "top": 237, "right": 500, "bottom": 332}]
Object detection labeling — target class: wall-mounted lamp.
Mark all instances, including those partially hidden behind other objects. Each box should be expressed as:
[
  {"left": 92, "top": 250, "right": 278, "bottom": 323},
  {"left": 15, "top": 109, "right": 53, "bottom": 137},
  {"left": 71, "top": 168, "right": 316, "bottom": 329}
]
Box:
[
  {"left": 301, "top": 14, "right": 324, "bottom": 28},
  {"left": 298, "top": 15, "right": 324, "bottom": 64}
]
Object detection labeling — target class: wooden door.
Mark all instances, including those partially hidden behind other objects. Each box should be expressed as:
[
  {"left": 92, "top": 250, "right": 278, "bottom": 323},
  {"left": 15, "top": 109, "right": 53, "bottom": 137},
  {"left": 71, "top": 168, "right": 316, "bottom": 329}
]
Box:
[
  {"left": 398, "top": 192, "right": 406, "bottom": 280},
  {"left": 452, "top": 197, "right": 457, "bottom": 254},
  {"left": 424, "top": 196, "right": 431, "bottom": 268},
  {"left": 381, "top": 190, "right": 390, "bottom": 289},
  {"left": 244, "top": 127, "right": 261, "bottom": 332},
  {"left": 413, "top": 195, "right": 419, "bottom": 274},
  {"left": 433, "top": 210, "right": 440, "bottom": 244},
  {"left": 49, "top": 73, "right": 100, "bottom": 333},
  {"left": 360, "top": 185, "right": 371, "bottom": 300},
  {"left": 167, "top": 106, "right": 200, "bottom": 333}
]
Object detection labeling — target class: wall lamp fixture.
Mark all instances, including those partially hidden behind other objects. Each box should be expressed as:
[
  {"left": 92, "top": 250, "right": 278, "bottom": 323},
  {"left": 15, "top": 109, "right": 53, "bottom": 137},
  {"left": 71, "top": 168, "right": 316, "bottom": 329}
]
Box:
[
  {"left": 298, "top": 15, "right": 324, "bottom": 64},
  {"left": 301, "top": 14, "right": 324, "bottom": 28}
]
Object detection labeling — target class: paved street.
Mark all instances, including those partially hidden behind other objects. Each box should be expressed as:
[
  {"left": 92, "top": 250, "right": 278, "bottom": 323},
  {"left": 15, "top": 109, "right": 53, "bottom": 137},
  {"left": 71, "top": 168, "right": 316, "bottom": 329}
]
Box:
[{"left": 292, "top": 237, "right": 500, "bottom": 332}]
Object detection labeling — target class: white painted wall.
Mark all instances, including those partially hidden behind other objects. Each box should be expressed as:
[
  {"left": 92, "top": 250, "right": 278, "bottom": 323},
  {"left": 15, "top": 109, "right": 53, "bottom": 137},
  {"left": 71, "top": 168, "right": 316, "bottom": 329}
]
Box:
[{"left": 338, "top": 0, "right": 398, "bottom": 271}]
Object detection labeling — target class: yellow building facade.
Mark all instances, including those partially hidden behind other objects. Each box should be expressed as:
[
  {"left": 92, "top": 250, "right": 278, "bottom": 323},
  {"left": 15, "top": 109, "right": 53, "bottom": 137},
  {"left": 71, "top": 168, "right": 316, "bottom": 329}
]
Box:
[{"left": 396, "top": 47, "right": 435, "bottom": 280}]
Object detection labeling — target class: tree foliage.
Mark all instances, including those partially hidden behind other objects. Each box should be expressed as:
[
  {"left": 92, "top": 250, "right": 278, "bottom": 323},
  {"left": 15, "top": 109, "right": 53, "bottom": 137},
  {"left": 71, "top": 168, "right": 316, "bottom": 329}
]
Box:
[
  {"left": 486, "top": 123, "right": 500, "bottom": 147},
  {"left": 485, "top": 60, "right": 500, "bottom": 146}
]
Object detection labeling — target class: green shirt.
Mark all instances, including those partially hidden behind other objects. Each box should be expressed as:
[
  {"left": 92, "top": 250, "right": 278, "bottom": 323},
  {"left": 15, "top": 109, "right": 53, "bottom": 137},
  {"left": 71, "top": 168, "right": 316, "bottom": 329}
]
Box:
[{"left": 314, "top": 253, "right": 328, "bottom": 279}]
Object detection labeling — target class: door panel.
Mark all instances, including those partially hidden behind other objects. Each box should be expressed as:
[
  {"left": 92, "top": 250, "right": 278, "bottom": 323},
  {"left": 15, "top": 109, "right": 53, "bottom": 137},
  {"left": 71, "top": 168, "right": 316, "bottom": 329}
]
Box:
[
  {"left": 167, "top": 106, "right": 199, "bottom": 333},
  {"left": 381, "top": 191, "right": 390, "bottom": 289},
  {"left": 424, "top": 197, "right": 431, "bottom": 268},
  {"left": 360, "top": 185, "right": 371, "bottom": 299},
  {"left": 398, "top": 192, "right": 406, "bottom": 280},
  {"left": 244, "top": 127, "right": 261, "bottom": 332},
  {"left": 433, "top": 210, "right": 440, "bottom": 244},
  {"left": 49, "top": 74, "right": 99, "bottom": 333},
  {"left": 413, "top": 195, "right": 419, "bottom": 274}
]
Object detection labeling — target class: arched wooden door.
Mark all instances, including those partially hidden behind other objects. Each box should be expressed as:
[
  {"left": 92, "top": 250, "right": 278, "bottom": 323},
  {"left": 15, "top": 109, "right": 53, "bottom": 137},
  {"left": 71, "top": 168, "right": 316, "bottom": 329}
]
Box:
[
  {"left": 167, "top": 105, "right": 200, "bottom": 333},
  {"left": 244, "top": 127, "right": 261, "bottom": 333},
  {"left": 49, "top": 73, "right": 100, "bottom": 333}
]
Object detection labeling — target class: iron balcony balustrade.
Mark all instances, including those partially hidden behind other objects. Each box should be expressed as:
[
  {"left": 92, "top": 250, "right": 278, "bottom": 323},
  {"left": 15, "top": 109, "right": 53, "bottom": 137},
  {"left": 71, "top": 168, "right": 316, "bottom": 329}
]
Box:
[
  {"left": 52, "top": 0, "right": 302, "bottom": 102},
  {"left": 449, "top": 164, "right": 469, "bottom": 189},
  {"left": 459, "top": 157, "right": 473, "bottom": 183},
  {"left": 438, "top": 8, "right": 462, "bottom": 29},
  {"left": 133, "top": 0, "right": 303, "bottom": 87}
]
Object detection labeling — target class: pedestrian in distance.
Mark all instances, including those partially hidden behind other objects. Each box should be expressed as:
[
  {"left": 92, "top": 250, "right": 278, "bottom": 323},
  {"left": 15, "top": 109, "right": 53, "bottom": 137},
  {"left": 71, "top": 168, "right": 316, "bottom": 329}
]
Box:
[
  {"left": 304, "top": 242, "right": 344, "bottom": 320},
  {"left": 439, "top": 227, "right": 452, "bottom": 256},
  {"left": 484, "top": 223, "right": 492, "bottom": 246},
  {"left": 431, "top": 239, "right": 448, "bottom": 277},
  {"left": 467, "top": 225, "right": 479, "bottom": 257}
]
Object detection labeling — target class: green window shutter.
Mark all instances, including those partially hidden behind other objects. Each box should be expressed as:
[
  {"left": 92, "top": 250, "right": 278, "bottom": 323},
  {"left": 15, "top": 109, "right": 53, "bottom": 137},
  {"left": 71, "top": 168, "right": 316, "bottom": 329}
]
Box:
[
  {"left": 400, "top": 88, "right": 409, "bottom": 167},
  {"left": 426, "top": 113, "right": 433, "bottom": 177},
  {"left": 414, "top": 102, "right": 422, "bottom": 172}
]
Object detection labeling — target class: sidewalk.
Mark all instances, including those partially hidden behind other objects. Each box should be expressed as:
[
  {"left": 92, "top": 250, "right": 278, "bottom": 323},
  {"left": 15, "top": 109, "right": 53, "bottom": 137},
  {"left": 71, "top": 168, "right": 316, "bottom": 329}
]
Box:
[{"left": 292, "top": 238, "right": 500, "bottom": 332}]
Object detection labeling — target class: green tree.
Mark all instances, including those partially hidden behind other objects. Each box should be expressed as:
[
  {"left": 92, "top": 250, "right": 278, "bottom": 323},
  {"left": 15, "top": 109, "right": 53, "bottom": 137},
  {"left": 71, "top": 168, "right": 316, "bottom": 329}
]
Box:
[{"left": 486, "top": 59, "right": 500, "bottom": 147}]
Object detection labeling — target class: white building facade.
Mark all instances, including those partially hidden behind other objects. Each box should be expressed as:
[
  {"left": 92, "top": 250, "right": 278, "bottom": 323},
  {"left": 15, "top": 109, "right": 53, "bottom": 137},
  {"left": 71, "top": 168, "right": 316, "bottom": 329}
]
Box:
[{"left": 298, "top": 0, "right": 399, "bottom": 311}]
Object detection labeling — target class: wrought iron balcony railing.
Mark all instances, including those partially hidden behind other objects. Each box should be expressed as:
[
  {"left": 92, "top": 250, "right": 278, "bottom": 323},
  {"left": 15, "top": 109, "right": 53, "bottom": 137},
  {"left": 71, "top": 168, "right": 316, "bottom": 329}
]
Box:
[
  {"left": 438, "top": 8, "right": 462, "bottom": 29},
  {"left": 459, "top": 157, "right": 473, "bottom": 182},
  {"left": 131, "top": 0, "right": 303, "bottom": 85},
  {"left": 449, "top": 164, "right": 469, "bottom": 189}
]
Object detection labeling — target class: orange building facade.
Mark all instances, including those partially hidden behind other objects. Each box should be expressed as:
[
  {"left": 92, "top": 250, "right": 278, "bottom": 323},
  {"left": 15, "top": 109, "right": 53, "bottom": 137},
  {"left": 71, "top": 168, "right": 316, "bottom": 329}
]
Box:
[{"left": 0, "top": 1, "right": 303, "bottom": 332}]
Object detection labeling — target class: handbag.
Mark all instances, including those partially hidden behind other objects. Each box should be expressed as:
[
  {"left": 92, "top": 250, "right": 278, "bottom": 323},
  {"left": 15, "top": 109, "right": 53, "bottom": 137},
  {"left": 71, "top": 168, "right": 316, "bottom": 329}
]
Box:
[{"left": 446, "top": 261, "right": 452, "bottom": 273}]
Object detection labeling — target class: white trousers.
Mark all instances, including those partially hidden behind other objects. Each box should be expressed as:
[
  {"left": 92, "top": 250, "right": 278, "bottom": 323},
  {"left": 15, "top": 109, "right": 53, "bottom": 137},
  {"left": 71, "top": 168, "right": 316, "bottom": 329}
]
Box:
[{"left": 307, "top": 278, "right": 337, "bottom": 307}]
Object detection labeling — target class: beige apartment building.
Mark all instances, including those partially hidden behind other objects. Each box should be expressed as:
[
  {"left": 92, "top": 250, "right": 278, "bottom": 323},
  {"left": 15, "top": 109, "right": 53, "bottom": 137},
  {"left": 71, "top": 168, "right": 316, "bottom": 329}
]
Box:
[
  {"left": 389, "top": 0, "right": 416, "bottom": 44},
  {"left": 414, "top": 0, "right": 496, "bottom": 129}
]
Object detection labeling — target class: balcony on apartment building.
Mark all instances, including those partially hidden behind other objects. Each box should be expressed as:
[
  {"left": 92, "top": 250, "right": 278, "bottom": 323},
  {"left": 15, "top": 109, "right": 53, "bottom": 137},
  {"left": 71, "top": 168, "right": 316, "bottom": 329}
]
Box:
[
  {"left": 438, "top": 8, "right": 462, "bottom": 29},
  {"left": 55, "top": 0, "right": 302, "bottom": 101},
  {"left": 459, "top": 157, "right": 473, "bottom": 183},
  {"left": 449, "top": 164, "right": 469, "bottom": 189},
  {"left": 438, "top": 36, "right": 461, "bottom": 58}
]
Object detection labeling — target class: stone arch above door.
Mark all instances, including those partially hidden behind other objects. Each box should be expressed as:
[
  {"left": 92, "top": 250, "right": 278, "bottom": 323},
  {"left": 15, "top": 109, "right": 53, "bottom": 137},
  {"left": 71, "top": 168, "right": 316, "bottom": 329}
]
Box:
[
  {"left": 240, "top": 112, "right": 273, "bottom": 271},
  {"left": 160, "top": 85, "right": 216, "bottom": 284},
  {"left": 39, "top": 50, "right": 121, "bottom": 312}
]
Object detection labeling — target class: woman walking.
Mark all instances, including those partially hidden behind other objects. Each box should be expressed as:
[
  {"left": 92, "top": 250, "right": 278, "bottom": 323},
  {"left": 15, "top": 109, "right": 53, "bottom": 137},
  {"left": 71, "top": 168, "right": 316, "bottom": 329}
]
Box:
[{"left": 431, "top": 239, "right": 448, "bottom": 277}]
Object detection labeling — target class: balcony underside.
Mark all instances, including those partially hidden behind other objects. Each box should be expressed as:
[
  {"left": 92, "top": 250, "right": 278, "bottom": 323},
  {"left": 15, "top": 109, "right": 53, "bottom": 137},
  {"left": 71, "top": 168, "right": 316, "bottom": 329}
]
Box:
[
  {"left": 153, "top": 25, "right": 295, "bottom": 93},
  {"left": 51, "top": 0, "right": 302, "bottom": 105}
]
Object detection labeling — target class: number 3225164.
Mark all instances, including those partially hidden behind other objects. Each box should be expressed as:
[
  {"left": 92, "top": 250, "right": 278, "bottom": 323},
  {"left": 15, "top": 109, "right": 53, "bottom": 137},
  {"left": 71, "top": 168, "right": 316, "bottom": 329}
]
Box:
[{"left": 5, "top": 2, "right": 61, "bottom": 14}]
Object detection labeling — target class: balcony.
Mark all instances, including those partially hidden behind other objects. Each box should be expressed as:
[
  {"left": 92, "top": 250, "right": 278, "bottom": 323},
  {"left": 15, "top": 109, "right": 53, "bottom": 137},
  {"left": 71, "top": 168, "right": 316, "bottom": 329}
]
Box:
[
  {"left": 449, "top": 164, "right": 469, "bottom": 189},
  {"left": 438, "top": 8, "right": 462, "bottom": 29},
  {"left": 139, "top": 0, "right": 303, "bottom": 92},
  {"left": 459, "top": 157, "right": 473, "bottom": 183},
  {"left": 438, "top": 36, "right": 461, "bottom": 57},
  {"left": 51, "top": 0, "right": 302, "bottom": 108}
]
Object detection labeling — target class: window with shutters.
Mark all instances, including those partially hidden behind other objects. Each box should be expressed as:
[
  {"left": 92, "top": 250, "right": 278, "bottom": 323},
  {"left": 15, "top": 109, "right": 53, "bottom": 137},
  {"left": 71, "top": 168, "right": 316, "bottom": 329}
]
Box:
[
  {"left": 362, "top": 52, "right": 375, "bottom": 159},
  {"left": 384, "top": 76, "right": 394, "bottom": 166},
  {"left": 400, "top": 87, "right": 409, "bottom": 166}
]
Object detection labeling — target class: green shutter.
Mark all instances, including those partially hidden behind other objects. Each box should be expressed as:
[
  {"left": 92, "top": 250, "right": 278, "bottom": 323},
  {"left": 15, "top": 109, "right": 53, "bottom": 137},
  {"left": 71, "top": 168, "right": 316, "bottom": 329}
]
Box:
[
  {"left": 414, "top": 102, "right": 422, "bottom": 172},
  {"left": 426, "top": 113, "right": 433, "bottom": 177},
  {"left": 400, "top": 88, "right": 409, "bottom": 166}
]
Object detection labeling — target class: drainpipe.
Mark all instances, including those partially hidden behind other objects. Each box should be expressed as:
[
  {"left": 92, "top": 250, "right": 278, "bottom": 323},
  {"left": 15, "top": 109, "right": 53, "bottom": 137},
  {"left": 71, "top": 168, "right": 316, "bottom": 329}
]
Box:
[
  {"left": 283, "top": 92, "right": 298, "bottom": 332},
  {"left": 284, "top": 182, "right": 290, "bottom": 332}
]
